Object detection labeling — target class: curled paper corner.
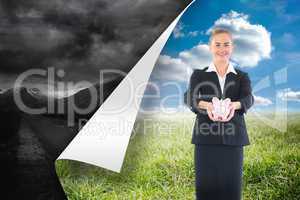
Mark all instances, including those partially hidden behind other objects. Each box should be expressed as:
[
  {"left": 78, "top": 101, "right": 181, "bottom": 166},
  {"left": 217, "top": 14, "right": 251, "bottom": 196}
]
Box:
[{"left": 56, "top": 0, "right": 196, "bottom": 173}]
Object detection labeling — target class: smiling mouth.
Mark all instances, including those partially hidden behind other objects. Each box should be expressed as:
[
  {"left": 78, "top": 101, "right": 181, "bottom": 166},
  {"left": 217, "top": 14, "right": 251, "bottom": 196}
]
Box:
[{"left": 217, "top": 54, "right": 228, "bottom": 57}]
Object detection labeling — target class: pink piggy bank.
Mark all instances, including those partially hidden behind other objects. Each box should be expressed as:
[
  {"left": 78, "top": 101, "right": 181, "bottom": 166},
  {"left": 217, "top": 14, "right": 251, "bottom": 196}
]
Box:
[{"left": 211, "top": 97, "right": 231, "bottom": 121}]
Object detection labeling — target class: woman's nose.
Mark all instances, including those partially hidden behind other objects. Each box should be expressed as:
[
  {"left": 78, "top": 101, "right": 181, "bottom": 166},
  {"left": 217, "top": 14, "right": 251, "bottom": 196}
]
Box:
[
  {"left": 219, "top": 45, "right": 227, "bottom": 50},
  {"left": 217, "top": 48, "right": 227, "bottom": 53}
]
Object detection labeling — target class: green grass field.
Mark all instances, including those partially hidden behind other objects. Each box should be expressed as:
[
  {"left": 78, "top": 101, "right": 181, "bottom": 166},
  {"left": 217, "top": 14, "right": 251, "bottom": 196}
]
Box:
[{"left": 56, "top": 113, "right": 300, "bottom": 200}]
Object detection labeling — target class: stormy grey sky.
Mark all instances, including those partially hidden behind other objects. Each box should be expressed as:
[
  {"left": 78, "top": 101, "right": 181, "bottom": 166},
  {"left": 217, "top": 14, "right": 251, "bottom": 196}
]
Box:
[{"left": 0, "top": 0, "right": 191, "bottom": 91}]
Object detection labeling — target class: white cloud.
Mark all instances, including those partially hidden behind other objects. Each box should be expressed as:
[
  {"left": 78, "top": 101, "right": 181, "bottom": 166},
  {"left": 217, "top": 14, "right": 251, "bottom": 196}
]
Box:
[
  {"left": 172, "top": 22, "right": 185, "bottom": 38},
  {"left": 151, "top": 43, "right": 212, "bottom": 82},
  {"left": 207, "top": 10, "right": 272, "bottom": 67},
  {"left": 178, "top": 44, "right": 212, "bottom": 69},
  {"left": 151, "top": 55, "right": 192, "bottom": 82},
  {"left": 187, "top": 31, "right": 199, "bottom": 37},
  {"left": 172, "top": 22, "right": 199, "bottom": 39},
  {"left": 254, "top": 95, "right": 273, "bottom": 106},
  {"left": 277, "top": 88, "right": 300, "bottom": 102}
]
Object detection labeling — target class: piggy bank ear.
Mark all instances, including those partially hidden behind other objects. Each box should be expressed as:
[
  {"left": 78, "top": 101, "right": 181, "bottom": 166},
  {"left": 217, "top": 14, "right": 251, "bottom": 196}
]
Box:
[
  {"left": 212, "top": 97, "right": 219, "bottom": 105},
  {"left": 223, "top": 98, "right": 231, "bottom": 106}
]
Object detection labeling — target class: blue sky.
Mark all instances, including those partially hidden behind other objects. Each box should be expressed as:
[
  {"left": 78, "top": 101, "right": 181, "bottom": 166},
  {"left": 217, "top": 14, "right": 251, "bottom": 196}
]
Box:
[{"left": 142, "top": 0, "right": 300, "bottom": 113}]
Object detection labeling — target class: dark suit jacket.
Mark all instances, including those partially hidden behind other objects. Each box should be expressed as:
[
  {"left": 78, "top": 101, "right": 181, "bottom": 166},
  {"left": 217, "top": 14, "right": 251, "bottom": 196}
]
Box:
[{"left": 184, "top": 66, "right": 254, "bottom": 146}]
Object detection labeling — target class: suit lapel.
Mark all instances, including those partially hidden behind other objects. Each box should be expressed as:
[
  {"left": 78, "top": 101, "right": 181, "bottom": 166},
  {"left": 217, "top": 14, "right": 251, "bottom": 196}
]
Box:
[
  {"left": 207, "top": 72, "right": 222, "bottom": 98},
  {"left": 223, "top": 73, "right": 238, "bottom": 98}
]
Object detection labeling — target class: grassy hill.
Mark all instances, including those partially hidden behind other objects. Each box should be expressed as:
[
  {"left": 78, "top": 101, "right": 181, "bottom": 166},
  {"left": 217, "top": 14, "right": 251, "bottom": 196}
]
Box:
[{"left": 56, "top": 113, "right": 300, "bottom": 200}]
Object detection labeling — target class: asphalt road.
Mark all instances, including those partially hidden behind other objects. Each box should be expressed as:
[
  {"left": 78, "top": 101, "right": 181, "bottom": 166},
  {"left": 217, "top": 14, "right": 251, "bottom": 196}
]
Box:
[{"left": 1, "top": 116, "right": 67, "bottom": 200}]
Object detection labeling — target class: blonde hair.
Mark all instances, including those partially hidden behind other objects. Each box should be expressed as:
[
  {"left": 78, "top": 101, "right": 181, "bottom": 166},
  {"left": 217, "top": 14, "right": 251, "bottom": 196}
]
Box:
[{"left": 209, "top": 28, "right": 233, "bottom": 44}]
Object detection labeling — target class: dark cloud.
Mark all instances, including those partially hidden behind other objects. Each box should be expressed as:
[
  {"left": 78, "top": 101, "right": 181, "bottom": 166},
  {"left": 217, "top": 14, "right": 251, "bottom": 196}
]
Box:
[{"left": 0, "top": 0, "right": 191, "bottom": 87}]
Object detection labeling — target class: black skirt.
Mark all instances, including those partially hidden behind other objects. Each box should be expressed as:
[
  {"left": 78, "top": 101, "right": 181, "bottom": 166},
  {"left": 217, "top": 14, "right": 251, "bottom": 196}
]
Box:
[{"left": 194, "top": 144, "right": 243, "bottom": 200}]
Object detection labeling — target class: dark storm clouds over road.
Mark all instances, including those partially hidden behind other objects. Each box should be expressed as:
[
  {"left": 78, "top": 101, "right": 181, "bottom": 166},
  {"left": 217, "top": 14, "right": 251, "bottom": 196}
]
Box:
[{"left": 0, "top": 0, "right": 191, "bottom": 89}]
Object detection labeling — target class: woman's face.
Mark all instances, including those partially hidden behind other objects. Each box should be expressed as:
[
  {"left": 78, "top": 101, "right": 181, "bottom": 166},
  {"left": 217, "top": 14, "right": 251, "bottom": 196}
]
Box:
[{"left": 209, "top": 33, "right": 233, "bottom": 62}]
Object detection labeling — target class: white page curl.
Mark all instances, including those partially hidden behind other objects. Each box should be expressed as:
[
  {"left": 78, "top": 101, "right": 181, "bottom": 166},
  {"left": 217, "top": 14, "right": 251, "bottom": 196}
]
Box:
[{"left": 57, "top": 0, "right": 195, "bottom": 172}]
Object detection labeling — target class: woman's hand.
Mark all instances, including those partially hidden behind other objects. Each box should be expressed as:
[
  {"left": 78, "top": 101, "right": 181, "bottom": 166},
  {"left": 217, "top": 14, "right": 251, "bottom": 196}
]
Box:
[
  {"left": 206, "top": 102, "right": 216, "bottom": 121},
  {"left": 219, "top": 103, "right": 235, "bottom": 122},
  {"left": 219, "top": 101, "right": 241, "bottom": 122},
  {"left": 198, "top": 100, "right": 216, "bottom": 121}
]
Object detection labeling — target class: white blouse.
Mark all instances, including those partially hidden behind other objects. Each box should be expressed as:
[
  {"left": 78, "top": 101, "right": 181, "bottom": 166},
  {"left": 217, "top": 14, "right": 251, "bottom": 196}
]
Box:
[{"left": 206, "top": 62, "right": 237, "bottom": 94}]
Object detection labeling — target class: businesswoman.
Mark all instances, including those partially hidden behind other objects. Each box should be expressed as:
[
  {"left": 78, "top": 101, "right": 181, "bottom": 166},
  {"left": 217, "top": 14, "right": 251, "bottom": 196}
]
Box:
[{"left": 184, "top": 28, "right": 254, "bottom": 200}]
